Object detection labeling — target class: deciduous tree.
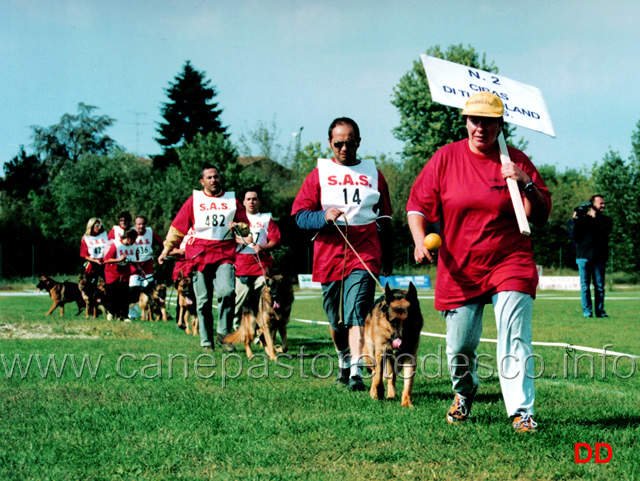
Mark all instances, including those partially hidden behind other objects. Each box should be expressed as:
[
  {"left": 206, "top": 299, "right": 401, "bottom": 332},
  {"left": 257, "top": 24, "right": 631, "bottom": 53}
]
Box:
[
  {"left": 391, "top": 44, "right": 523, "bottom": 178},
  {"left": 592, "top": 150, "right": 640, "bottom": 272},
  {"left": 31, "top": 102, "right": 117, "bottom": 176}
]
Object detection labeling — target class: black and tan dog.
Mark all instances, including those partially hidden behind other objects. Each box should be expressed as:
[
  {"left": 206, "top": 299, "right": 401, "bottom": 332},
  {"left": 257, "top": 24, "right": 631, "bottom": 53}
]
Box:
[
  {"left": 139, "top": 283, "right": 168, "bottom": 321},
  {"left": 224, "top": 275, "right": 294, "bottom": 360},
  {"left": 36, "top": 275, "right": 85, "bottom": 317},
  {"left": 363, "top": 282, "right": 423, "bottom": 408},
  {"left": 78, "top": 275, "right": 107, "bottom": 319},
  {"left": 176, "top": 272, "right": 198, "bottom": 335}
]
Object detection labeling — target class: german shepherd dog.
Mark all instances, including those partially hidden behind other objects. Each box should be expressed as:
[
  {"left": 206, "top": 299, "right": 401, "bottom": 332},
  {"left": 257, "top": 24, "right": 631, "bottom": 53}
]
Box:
[
  {"left": 78, "top": 275, "right": 106, "bottom": 319},
  {"left": 176, "top": 273, "right": 198, "bottom": 335},
  {"left": 224, "top": 275, "right": 294, "bottom": 360},
  {"left": 139, "top": 284, "right": 168, "bottom": 321},
  {"left": 363, "top": 282, "right": 423, "bottom": 408},
  {"left": 36, "top": 275, "right": 85, "bottom": 316}
]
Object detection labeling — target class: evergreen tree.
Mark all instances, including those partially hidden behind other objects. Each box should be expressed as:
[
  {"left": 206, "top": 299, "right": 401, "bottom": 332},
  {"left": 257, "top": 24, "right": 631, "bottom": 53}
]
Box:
[
  {"left": 0, "top": 146, "right": 48, "bottom": 200},
  {"left": 155, "top": 61, "right": 227, "bottom": 169}
]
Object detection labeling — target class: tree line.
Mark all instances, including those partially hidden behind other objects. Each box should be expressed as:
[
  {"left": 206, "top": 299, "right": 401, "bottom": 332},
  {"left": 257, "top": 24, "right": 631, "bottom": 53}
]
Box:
[{"left": 1, "top": 47, "right": 639, "bottom": 282}]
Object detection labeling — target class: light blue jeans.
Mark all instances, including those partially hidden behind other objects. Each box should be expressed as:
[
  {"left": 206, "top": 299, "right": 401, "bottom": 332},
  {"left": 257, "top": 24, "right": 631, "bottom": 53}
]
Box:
[
  {"left": 576, "top": 258, "right": 607, "bottom": 317},
  {"left": 193, "top": 263, "right": 236, "bottom": 347},
  {"left": 442, "top": 291, "right": 535, "bottom": 417}
]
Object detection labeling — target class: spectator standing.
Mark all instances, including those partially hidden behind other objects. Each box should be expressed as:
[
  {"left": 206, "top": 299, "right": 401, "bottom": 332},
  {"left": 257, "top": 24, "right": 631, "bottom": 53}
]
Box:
[{"left": 572, "top": 195, "right": 613, "bottom": 318}]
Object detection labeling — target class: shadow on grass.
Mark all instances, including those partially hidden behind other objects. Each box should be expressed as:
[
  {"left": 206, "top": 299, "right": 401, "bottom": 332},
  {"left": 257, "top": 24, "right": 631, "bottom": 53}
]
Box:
[
  {"left": 287, "top": 337, "right": 335, "bottom": 352},
  {"left": 576, "top": 416, "right": 640, "bottom": 430},
  {"left": 411, "top": 388, "right": 503, "bottom": 404}
]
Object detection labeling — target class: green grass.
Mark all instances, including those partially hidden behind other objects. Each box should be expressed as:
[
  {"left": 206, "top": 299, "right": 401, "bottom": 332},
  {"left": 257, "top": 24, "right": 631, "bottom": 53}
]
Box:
[{"left": 1, "top": 287, "right": 639, "bottom": 480}]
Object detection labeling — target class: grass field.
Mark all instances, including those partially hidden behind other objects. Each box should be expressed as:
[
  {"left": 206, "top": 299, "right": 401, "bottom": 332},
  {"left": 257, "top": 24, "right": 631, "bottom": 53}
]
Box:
[{"left": 1, "top": 284, "right": 639, "bottom": 480}]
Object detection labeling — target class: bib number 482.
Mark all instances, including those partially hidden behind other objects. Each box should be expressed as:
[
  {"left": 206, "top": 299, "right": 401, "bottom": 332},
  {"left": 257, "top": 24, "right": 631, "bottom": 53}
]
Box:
[{"left": 204, "top": 214, "right": 226, "bottom": 227}]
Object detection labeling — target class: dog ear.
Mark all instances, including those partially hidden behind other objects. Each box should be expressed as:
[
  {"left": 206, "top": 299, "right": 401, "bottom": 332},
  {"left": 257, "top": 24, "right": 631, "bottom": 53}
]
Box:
[
  {"left": 385, "top": 282, "right": 394, "bottom": 301},
  {"left": 407, "top": 282, "right": 417, "bottom": 301}
]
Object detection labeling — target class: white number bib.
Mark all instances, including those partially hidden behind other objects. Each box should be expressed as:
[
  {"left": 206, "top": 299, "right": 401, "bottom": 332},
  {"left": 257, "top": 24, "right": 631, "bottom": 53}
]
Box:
[
  {"left": 193, "top": 190, "right": 237, "bottom": 240},
  {"left": 238, "top": 213, "right": 271, "bottom": 255},
  {"left": 133, "top": 228, "right": 154, "bottom": 262},
  {"left": 318, "top": 158, "right": 379, "bottom": 226},
  {"left": 113, "top": 239, "right": 139, "bottom": 264},
  {"left": 83, "top": 232, "right": 110, "bottom": 259}
]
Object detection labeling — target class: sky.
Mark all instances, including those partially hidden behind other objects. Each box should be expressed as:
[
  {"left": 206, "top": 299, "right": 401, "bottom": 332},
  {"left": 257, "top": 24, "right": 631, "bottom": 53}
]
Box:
[{"left": 2, "top": 0, "right": 639, "bottom": 174}]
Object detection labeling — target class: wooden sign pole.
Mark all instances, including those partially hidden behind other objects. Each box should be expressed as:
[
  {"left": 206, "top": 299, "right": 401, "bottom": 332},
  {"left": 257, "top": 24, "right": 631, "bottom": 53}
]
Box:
[{"left": 498, "top": 132, "right": 531, "bottom": 236}]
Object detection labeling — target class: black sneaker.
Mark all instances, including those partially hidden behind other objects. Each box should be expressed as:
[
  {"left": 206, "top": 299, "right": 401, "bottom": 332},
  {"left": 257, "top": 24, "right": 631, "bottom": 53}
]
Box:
[
  {"left": 216, "top": 333, "right": 236, "bottom": 352},
  {"left": 335, "top": 370, "right": 349, "bottom": 388},
  {"left": 348, "top": 375, "right": 366, "bottom": 392}
]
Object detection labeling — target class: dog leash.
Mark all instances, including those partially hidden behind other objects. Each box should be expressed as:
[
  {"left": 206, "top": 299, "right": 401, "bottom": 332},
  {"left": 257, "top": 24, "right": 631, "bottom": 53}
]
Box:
[
  {"left": 232, "top": 225, "right": 268, "bottom": 279},
  {"left": 330, "top": 218, "right": 384, "bottom": 292}
]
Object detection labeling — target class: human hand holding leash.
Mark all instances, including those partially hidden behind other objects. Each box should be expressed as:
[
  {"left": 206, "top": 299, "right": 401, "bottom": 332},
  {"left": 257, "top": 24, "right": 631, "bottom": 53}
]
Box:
[{"left": 325, "top": 207, "right": 344, "bottom": 223}]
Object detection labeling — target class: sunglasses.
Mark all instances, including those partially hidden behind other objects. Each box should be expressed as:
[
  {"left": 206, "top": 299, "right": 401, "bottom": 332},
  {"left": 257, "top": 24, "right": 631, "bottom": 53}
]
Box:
[{"left": 333, "top": 140, "right": 358, "bottom": 150}]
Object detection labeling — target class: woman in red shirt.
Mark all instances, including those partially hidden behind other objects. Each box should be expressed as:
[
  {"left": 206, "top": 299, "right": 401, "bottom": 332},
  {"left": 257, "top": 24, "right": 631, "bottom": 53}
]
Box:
[{"left": 407, "top": 92, "right": 551, "bottom": 433}]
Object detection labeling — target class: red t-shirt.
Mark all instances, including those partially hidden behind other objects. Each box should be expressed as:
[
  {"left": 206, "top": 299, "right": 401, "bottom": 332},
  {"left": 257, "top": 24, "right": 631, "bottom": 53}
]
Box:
[
  {"left": 291, "top": 162, "right": 393, "bottom": 283},
  {"left": 406, "top": 139, "right": 551, "bottom": 311},
  {"left": 170, "top": 192, "right": 249, "bottom": 272},
  {"left": 235, "top": 217, "right": 281, "bottom": 277},
  {"left": 103, "top": 243, "right": 131, "bottom": 284}
]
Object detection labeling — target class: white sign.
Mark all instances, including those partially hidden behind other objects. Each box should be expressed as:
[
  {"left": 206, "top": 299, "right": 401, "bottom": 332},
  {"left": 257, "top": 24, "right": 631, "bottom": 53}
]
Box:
[
  {"left": 298, "top": 274, "right": 322, "bottom": 289},
  {"left": 538, "top": 277, "right": 581, "bottom": 291},
  {"left": 420, "top": 55, "right": 555, "bottom": 137}
]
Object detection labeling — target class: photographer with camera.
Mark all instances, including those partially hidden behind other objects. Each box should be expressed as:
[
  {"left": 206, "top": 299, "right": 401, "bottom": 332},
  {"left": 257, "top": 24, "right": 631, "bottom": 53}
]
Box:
[{"left": 572, "top": 195, "right": 613, "bottom": 318}]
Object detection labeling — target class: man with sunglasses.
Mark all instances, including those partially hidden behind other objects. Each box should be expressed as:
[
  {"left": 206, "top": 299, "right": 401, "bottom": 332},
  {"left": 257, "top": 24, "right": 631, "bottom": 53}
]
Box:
[{"left": 292, "top": 117, "right": 393, "bottom": 391}]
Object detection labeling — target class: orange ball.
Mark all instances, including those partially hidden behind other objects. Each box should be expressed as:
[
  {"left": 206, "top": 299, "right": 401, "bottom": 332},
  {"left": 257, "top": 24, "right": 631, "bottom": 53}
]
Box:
[{"left": 423, "top": 233, "right": 442, "bottom": 251}]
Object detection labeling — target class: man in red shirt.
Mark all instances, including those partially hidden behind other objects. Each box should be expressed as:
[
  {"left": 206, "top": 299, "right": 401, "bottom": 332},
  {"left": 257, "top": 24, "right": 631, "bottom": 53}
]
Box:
[
  {"left": 292, "top": 117, "right": 393, "bottom": 391},
  {"left": 131, "top": 215, "right": 164, "bottom": 286},
  {"left": 233, "top": 187, "right": 281, "bottom": 329},
  {"left": 108, "top": 211, "right": 132, "bottom": 242},
  {"left": 159, "top": 165, "right": 250, "bottom": 351}
]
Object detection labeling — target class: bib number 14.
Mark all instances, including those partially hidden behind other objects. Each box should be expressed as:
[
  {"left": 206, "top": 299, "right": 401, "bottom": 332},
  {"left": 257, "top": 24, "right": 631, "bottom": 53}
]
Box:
[{"left": 342, "top": 188, "right": 361, "bottom": 205}]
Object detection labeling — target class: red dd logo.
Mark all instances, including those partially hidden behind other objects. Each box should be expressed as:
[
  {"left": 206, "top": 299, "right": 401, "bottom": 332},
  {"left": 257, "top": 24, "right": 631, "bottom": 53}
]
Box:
[{"left": 574, "top": 443, "right": 613, "bottom": 463}]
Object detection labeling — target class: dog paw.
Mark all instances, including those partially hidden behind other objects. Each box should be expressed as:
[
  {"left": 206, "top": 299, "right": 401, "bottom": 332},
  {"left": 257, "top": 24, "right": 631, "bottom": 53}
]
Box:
[{"left": 400, "top": 395, "right": 414, "bottom": 408}]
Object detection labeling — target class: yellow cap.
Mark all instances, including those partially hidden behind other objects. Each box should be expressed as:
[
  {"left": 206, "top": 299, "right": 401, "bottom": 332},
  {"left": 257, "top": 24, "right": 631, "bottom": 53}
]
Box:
[{"left": 461, "top": 92, "right": 504, "bottom": 118}]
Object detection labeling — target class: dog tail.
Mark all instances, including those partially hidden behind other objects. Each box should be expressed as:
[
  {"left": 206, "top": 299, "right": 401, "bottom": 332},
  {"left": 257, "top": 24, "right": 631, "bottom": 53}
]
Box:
[{"left": 223, "top": 329, "right": 246, "bottom": 345}]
